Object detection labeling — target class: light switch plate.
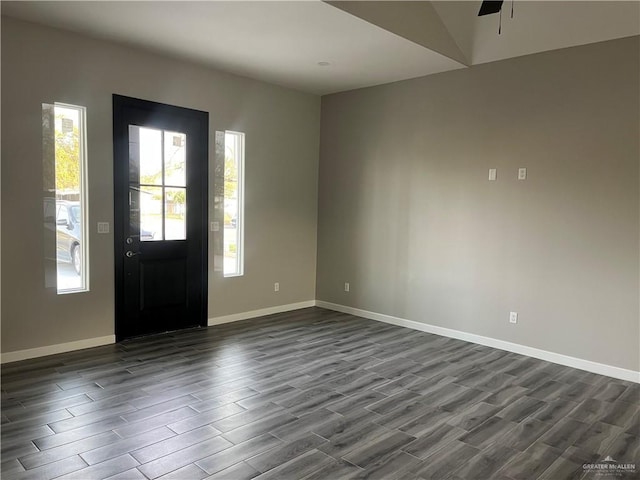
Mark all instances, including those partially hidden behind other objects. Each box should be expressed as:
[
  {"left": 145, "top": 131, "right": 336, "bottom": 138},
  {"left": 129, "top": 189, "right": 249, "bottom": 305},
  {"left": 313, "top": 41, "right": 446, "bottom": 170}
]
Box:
[
  {"left": 488, "top": 168, "right": 497, "bottom": 181},
  {"left": 211, "top": 221, "right": 220, "bottom": 232},
  {"left": 97, "top": 222, "right": 110, "bottom": 234}
]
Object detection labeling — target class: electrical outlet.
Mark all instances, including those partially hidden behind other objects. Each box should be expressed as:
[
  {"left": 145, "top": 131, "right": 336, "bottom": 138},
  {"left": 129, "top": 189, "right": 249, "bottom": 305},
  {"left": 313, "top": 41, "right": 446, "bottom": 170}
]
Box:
[
  {"left": 211, "top": 221, "right": 220, "bottom": 232},
  {"left": 518, "top": 168, "right": 527, "bottom": 180},
  {"left": 509, "top": 311, "right": 518, "bottom": 324},
  {"left": 274, "top": 282, "right": 279, "bottom": 292},
  {"left": 344, "top": 282, "right": 350, "bottom": 292}
]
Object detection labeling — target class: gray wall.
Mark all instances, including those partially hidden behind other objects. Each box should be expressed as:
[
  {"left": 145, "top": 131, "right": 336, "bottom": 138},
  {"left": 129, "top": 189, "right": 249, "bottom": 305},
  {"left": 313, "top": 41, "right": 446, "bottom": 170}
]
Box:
[
  {"left": 2, "top": 15, "right": 638, "bottom": 373},
  {"left": 317, "top": 36, "right": 639, "bottom": 371},
  {"left": 1, "top": 17, "right": 320, "bottom": 353}
]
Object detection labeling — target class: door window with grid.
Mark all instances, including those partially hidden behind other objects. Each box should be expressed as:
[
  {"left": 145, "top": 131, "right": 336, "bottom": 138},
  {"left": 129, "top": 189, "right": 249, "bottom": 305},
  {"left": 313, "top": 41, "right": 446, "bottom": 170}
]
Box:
[{"left": 129, "top": 126, "right": 187, "bottom": 241}]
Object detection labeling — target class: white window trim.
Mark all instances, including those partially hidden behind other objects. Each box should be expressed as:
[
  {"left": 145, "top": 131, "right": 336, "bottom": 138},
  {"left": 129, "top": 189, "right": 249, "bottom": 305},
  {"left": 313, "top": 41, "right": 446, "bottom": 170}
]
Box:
[
  {"left": 224, "top": 130, "right": 244, "bottom": 278},
  {"left": 56, "top": 102, "right": 90, "bottom": 294}
]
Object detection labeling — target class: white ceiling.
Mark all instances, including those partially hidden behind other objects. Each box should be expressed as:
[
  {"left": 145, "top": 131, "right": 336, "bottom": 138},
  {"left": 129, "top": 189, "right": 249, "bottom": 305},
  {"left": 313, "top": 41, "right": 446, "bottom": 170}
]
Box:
[
  {"left": 2, "top": 1, "right": 638, "bottom": 95},
  {"left": 432, "top": 1, "right": 640, "bottom": 65}
]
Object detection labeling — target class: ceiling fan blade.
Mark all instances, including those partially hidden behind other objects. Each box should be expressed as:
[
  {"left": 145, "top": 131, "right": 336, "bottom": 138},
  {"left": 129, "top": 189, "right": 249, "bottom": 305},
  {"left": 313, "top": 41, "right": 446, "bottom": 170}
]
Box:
[{"left": 478, "top": 0, "right": 504, "bottom": 16}]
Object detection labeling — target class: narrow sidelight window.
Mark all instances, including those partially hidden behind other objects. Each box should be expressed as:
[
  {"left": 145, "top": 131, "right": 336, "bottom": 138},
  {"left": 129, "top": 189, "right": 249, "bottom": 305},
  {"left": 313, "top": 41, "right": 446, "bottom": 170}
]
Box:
[
  {"left": 224, "top": 131, "right": 244, "bottom": 277},
  {"left": 49, "top": 103, "right": 89, "bottom": 293}
]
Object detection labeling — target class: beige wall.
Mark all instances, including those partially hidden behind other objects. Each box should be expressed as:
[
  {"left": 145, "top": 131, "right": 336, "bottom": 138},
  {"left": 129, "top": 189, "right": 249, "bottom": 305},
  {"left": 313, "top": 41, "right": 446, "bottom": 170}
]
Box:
[
  {"left": 317, "top": 36, "right": 640, "bottom": 371},
  {"left": 1, "top": 17, "right": 320, "bottom": 353}
]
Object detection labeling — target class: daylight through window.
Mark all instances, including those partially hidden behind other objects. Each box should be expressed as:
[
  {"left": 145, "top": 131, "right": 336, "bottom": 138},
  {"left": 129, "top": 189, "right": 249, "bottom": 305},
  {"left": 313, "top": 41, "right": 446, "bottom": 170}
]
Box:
[
  {"left": 224, "top": 131, "right": 244, "bottom": 277},
  {"left": 52, "top": 104, "right": 88, "bottom": 293}
]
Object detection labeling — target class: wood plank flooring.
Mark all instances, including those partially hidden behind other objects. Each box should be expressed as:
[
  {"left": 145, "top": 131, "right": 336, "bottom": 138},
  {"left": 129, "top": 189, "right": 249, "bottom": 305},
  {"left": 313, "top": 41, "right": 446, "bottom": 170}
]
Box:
[{"left": 2, "top": 307, "right": 638, "bottom": 479}]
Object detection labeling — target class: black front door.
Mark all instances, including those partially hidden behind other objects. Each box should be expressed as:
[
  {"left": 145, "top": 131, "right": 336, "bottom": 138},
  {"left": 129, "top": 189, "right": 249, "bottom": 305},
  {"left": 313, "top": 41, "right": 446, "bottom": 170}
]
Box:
[{"left": 113, "top": 95, "right": 208, "bottom": 341}]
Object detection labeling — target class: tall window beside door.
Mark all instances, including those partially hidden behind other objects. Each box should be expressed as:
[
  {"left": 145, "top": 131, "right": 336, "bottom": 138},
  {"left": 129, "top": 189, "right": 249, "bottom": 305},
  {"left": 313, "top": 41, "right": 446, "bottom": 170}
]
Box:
[
  {"left": 224, "top": 131, "right": 244, "bottom": 277},
  {"left": 43, "top": 103, "right": 89, "bottom": 294}
]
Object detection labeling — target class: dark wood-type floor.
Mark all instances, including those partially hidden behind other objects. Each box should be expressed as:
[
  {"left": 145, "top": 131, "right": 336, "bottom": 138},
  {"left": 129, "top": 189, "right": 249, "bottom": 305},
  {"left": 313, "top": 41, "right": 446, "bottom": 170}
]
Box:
[{"left": 2, "top": 307, "right": 638, "bottom": 480}]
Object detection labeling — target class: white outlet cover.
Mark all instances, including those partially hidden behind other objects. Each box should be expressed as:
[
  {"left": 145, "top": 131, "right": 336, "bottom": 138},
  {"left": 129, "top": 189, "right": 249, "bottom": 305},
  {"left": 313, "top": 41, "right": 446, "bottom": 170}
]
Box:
[
  {"left": 211, "top": 221, "right": 220, "bottom": 232},
  {"left": 518, "top": 168, "right": 527, "bottom": 180},
  {"left": 488, "top": 168, "right": 497, "bottom": 181},
  {"left": 509, "top": 312, "right": 518, "bottom": 323}
]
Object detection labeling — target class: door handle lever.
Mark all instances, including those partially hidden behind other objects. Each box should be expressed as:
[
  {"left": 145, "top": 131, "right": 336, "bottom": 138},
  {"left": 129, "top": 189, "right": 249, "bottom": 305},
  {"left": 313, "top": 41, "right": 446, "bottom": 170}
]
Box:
[{"left": 125, "top": 250, "right": 140, "bottom": 258}]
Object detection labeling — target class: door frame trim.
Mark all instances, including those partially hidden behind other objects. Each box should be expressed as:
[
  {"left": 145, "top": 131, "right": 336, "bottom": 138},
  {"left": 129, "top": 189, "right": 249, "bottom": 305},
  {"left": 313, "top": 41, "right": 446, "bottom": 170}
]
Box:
[{"left": 112, "top": 94, "right": 209, "bottom": 341}]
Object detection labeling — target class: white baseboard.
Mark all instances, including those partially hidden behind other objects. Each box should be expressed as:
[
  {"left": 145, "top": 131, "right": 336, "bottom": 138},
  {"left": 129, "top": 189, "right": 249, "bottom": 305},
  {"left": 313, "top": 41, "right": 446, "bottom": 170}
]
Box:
[
  {"left": 208, "top": 300, "right": 316, "bottom": 326},
  {"left": 5, "top": 300, "right": 637, "bottom": 385},
  {"left": 316, "top": 300, "right": 640, "bottom": 384},
  {"left": 1, "top": 301, "right": 316, "bottom": 364},
  {"left": 1, "top": 335, "right": 116, "bottom": 364}
]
